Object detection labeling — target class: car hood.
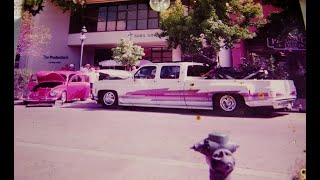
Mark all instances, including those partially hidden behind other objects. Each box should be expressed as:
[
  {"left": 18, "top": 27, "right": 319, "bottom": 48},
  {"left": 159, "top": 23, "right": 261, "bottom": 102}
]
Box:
[
  {"left": 36, "top": 72, "right": 66, "bottom": 83},
  {"left": 97, "top": 69, "right": 133, "bottom": 79}
]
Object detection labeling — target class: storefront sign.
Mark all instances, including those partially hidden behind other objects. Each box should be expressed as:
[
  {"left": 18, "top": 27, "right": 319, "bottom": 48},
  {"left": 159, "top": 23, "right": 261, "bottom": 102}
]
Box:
[
  {"left": 43, "top": 55, "right": 69, "bottom": 59},
  {"left": 128, "top": 32, "right": 158, "bottom": 39},
  {"left": 267, "top": 36, "right": 306, "bottom": 51}
]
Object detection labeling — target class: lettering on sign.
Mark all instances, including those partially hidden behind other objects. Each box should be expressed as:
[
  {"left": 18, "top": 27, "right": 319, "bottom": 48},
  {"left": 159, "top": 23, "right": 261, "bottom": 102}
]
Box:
[
  {"left": 128, "top": 32, "right": 159, "bottom": 39},
  {"left": 267, "top": 36, "right": 306, "bottom": 51},
  {"left": 43, "top": 55, "right": 69, "bottom": 59}
]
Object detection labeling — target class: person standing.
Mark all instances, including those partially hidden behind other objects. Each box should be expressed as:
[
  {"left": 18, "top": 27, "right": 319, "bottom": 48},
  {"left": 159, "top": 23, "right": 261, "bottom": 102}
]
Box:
[
  {"left": 80, "top": 64, "right": 90, "bottom": 74},
  {"left": 68, "top": 64, "right": 75, "bottom": 71},
  {"left": 88, "top": 67, "right": 99, "bottom": 97},
  {"left": 60, "top": 64, "right": 69, "bottom": 70}
]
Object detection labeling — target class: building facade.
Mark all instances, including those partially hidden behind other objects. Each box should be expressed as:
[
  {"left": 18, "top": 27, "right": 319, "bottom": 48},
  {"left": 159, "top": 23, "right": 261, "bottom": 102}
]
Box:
[{"left": 16, "top": 0, "right": 305, "bottom": 76}]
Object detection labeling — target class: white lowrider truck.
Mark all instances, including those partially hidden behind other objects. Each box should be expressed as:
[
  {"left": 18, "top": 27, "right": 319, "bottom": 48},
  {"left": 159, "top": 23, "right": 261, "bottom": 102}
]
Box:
[{"left": 92, "top": 62, "right": 296, "bottom": 113}]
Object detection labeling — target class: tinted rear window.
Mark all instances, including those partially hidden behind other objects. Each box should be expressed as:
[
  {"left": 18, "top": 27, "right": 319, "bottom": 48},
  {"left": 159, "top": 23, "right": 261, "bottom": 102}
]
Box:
[{"left": 187, "top": 65, "right": 210, "bottom": 77}]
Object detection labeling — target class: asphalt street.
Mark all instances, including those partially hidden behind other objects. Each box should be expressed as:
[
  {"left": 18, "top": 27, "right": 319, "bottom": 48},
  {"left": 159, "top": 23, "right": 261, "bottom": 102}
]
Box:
[{"left": 14, "top": 100, "right": 306, "bottom": 180}]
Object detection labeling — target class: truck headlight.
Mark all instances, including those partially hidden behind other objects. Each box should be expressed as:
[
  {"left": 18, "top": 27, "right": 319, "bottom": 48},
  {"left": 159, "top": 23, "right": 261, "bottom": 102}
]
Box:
[{"left": 49, "top": 90, "right": 58, "bottom": 96}]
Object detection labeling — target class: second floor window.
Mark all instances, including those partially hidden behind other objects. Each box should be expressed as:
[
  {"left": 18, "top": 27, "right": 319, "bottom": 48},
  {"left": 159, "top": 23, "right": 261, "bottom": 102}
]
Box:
[{"left": 70, "top": 0, "right": 160, "bottom": 33}]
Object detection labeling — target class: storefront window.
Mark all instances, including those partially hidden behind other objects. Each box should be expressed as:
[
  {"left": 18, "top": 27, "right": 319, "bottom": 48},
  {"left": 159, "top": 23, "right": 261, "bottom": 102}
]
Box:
[
  {"left": 150, "top": 47, "right": 172, "bottom": 62},
  {"left": 69, "top": 0, "right": 171, "bottom": 33}
]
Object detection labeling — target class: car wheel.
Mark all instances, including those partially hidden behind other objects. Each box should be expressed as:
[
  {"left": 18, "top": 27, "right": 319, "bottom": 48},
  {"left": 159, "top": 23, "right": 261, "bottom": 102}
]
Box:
[
  {"left": 80, "top": 98, "right": 87, "bottom": 101},
  {"left": 23, "top": 101, "right": 29, "bottom": 105},
  {"left": 214, "top": 94, "right": 245, "bottom": 114},
  {"left": 60, "top": 91, "right": 67, "bottom": 103},
  {"left": 99, "top": 91, "right": 118, "bottom": 109}
]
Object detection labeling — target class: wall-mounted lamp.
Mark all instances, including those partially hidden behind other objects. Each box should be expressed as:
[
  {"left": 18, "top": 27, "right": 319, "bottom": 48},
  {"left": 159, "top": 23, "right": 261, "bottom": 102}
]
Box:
[{"left": 149, "top": 0, "right": 170, "bottom": 12}]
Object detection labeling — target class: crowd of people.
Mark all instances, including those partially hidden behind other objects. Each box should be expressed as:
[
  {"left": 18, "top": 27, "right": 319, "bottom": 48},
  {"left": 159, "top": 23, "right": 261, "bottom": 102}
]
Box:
[
  {"left": 60, "top": 64, "right": 75, "bottom": 71},
  {"left": 60, "top": 63, "right": 100, "bottom": 87}
]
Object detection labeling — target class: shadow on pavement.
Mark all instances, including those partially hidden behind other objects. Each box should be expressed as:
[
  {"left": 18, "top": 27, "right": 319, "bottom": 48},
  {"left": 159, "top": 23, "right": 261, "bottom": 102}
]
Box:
[{"left": 60, "top": 101, "right": 289, "bottom": 118}]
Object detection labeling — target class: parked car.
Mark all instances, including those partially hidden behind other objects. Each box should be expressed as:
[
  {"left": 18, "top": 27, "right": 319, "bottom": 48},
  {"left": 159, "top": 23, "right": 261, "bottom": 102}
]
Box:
[
  {"left": 22, "top": 71, "right": 90, "bottom": 105},
  {"left": 92, "top": 62, "right": 297, "bottom": 114}
]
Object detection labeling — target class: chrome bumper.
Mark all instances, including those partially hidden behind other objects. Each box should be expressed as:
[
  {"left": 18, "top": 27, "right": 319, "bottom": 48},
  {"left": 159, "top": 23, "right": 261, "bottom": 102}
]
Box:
[
  {"left": 272, "top": 99, "right": 295, "bottom": 109},
  {"left": 22, "top": 97, "right": 59, "bottom": 103}
]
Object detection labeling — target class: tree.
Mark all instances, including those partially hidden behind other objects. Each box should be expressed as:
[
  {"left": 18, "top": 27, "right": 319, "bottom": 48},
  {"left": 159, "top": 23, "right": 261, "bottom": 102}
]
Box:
[
  {"left": 16, "top": 11, "right": 52, "bottom": 57},
  {"left": 157, "top": 0, "right": 266, "bottom": 64},
  {"left": 257, "top": 0, "right": 305, "bottom": 41},
  {"left": 23, "top": 0, "right": 86, "bottom": 16},
  {"left": 112, "top": 39, "right": 145, "bottom": 71}
]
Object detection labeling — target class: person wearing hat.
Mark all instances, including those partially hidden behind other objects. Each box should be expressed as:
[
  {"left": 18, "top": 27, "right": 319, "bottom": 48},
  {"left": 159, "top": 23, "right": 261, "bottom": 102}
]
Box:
[
  {"left": 80, "top": 64, "right": 90, "bottom": 73},
  {"left": 68, "top": 64, "right": 75, "bottom": 71}
]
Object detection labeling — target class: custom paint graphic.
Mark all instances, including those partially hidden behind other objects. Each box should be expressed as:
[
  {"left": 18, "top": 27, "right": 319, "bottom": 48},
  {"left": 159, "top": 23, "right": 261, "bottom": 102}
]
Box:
[{"left": 119, "top": 88, "right": 278, "bottom": 102}]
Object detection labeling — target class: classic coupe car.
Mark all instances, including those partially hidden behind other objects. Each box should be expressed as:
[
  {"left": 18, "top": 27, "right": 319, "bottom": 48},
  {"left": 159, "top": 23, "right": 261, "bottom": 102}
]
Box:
[
  {"left": 22, "top": 71, "right": 90, "bottom": 105},
  {"left": 92, "top": 62, "right": 297, "bottom": 113}
]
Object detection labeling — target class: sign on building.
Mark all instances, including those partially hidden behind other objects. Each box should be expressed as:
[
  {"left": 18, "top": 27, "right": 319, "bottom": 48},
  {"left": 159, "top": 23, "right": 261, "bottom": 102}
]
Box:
[{"left": 267, "top": 36, "right": 306, "bottom": 51}]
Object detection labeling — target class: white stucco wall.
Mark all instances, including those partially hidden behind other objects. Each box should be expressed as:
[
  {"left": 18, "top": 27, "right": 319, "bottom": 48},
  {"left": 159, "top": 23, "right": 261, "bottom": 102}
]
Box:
[
  {"left": 68, "top": 29, "right": 166, "bottom": 47},
  {"left": 172, "top": 46, "right": 182, "bottom": 62},
  {"left": 218, "top": 40, "right": 233, "bottom": 67}
]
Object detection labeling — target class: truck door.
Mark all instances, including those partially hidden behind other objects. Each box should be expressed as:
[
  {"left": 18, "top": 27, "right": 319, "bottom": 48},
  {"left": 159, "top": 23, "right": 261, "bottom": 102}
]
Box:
[
  {"left": 184, "top": 65, "right": 213, "bottom": 108},
  {"left": 126, "top": 66, "right": 158, "bottom": 105},
  {"left": 155, "top": 66, "right": 185, "bottom": 106}
]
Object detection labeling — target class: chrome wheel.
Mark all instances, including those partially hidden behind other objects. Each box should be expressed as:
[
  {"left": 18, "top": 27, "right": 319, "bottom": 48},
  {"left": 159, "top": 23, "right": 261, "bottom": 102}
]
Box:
[
  {"left": 219, "top": 95, "right": 237, "bottom": 112},
  {"left": 61, "top": 91, "right": 67, "bottom": 103},
  {"left": 103, "top": 92, "right": 116, "bottom": 106}
]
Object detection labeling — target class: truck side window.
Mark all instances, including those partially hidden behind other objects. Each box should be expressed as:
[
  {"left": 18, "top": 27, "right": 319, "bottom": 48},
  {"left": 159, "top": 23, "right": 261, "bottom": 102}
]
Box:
[
  {"left": 160, "top": 66, "right": 180, "bottom": 79},
  {"left": 187, "top": 65, "right": 210, "bottom": 77},
  {"left": 134, "top": 66, "right": 157, "bottom": 79}
]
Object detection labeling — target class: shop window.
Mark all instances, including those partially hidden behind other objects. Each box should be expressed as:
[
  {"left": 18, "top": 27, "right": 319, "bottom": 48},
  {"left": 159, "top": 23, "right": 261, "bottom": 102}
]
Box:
[
  {"left": 137, "top": 20, "right": 147, "bottom": 29},
  {"left": 97, "top": 22, "right": 106, "bottom": 31},
  {"left": 150, "top": 47, "right": 172, "bottom": 62},
  {"left": 107, "top": 21, "right": 116, "bottom": 31},
  {"left": 117, "top": 21, "right": 126, "bottom": 30},
  {"left": 69, "top": 0, "right": 191, "bottom": 33},
  {"left": 148, "top": 19, "right": 158, "bottom": 29},
  {"left": 127, "top": 20, "right": 137, "bottom": 30}
]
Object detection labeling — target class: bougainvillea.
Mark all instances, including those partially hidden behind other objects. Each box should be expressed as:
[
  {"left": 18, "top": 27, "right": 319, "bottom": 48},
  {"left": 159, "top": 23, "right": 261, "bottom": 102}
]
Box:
[{"left": 16, "top": 11, "right": 52, "bottom": 57}]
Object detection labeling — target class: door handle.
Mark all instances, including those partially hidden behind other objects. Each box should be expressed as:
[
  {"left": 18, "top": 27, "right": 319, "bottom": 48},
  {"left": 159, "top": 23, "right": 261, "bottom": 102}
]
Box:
[{"left": 190, "top": 83, "right": 195, "bottom": 86}]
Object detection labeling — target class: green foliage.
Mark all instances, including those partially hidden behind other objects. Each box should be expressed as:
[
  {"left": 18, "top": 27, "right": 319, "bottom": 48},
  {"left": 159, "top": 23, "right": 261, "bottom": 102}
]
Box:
[
  {"left": 238, "top": 53, "right": 289, "bottom": 79},
  {"left": 112, "top": 39, "right": 145, "bottom": 70},
  {"left": 158, "top": 0, "right": 265, "bottom": 63},
  {"left": 14, "top": 68, "right": 32, "bottom": 99},
  {"left": 257, "top": 0, "right": 305, "bottom": 40},
  {"left": 23, "top": 0, "right": 86, "bottom": 16},
  {"left": 50, "top": 0, "right": 86, "bottom": 13}
]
